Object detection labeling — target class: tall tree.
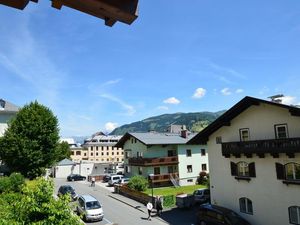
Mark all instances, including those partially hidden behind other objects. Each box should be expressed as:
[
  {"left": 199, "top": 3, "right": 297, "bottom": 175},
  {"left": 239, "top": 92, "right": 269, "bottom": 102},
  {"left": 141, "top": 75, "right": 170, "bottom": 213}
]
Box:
[{"left": 0, "top": 101, "right": 60, "bottom": 179}]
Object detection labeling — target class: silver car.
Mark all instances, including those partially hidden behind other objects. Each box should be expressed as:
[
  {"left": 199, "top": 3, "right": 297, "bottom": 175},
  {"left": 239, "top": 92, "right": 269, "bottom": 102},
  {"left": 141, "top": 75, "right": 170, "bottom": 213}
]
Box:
[{"left": 193, "top": 188, "right": 210, "bottom": 204}]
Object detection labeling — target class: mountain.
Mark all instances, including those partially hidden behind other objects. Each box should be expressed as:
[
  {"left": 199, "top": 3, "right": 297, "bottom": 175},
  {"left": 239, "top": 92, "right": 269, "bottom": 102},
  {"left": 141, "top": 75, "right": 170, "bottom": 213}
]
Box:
[{"left": 109, "top": 110, "right": 226, "bottom": 135}]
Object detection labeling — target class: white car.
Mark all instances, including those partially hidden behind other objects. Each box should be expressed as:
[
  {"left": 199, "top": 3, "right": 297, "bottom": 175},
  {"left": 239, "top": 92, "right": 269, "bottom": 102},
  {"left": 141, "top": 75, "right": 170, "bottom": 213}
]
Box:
[
  {"left": 108, "top": 175, "right": 123, "bottom": 186},
  {"left": 118, "top": 177, "right": 130, "bottom": 185},
  {"left": 77, "top": 195, "right": 104, "bottom": 222}
]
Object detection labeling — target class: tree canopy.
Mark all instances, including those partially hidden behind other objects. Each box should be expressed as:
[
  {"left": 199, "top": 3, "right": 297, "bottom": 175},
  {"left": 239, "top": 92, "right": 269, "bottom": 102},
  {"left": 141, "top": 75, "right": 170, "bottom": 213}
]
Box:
[{"left": 0, "top": 101, "right": 66, "bottom": 178}]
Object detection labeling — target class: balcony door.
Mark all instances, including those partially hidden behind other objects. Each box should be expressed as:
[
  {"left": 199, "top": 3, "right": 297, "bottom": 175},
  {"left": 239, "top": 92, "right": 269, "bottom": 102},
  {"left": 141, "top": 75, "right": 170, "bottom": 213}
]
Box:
[
  {"left": 154, "top": 167, "right": 160, "bottom": 175},
  {"left": 168, "top": 150, "right": 176, "bottom": 157}
]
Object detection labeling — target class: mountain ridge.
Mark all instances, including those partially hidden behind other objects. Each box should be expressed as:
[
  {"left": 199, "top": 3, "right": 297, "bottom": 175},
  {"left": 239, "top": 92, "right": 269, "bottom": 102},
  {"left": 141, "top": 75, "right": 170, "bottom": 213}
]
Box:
[{"left": 110, "top": 110, "right": 226, "bottom": 135}]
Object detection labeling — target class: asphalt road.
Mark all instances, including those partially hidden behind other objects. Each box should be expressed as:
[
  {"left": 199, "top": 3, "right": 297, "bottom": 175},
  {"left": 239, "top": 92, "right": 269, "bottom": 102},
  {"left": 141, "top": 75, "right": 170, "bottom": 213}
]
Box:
[{"left": 53, "top": 178, "right": 169, "bottom": 225}]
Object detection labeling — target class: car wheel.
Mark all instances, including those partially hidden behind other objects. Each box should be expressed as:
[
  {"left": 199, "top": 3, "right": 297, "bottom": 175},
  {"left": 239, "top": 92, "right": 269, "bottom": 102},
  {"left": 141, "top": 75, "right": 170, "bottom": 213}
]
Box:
[{"left": 200, "top": 221, "right": 207, "bottom": 225}]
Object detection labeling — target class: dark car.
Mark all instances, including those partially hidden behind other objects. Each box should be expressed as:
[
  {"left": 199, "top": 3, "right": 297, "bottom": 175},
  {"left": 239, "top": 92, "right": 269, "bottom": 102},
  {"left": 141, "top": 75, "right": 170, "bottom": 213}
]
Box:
[
  {"left": 67, "top": 174, "right": 86, "bottom": 181},
  {"left": 196, "top": 204, "right": 251, "bottom": 225},
  {"left": 57, "top": 185, "right": 78, "bottom": 201}
]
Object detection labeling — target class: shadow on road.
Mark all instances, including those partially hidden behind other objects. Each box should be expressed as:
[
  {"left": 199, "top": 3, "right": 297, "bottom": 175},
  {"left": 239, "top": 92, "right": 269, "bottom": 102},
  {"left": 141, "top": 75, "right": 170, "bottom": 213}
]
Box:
[{"left": 153, "top": 206, "right": 199, "bottom": 225}]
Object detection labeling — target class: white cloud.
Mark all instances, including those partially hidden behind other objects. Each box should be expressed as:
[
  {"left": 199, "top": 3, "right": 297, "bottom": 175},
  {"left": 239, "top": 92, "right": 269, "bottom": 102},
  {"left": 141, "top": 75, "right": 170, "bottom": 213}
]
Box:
[
  {"left": 221, "top": 88, "right": 232, "bottom": 96},
  {"left": 236, "top": 89, "right": 244, "bottom": 94},
  {"left": 103, "top": 79, "right": 121, "bottom": 86},
  {"left": 105, "top": 122, "right": 118, "bottom": 133},
  {"left": 157, "top": 106, "right": 169, "bottom": 110},
  {"left": 192, "top": 88, "right": 206, "bottom": 99},
  {"left": 163, "top": 97, "right": 180, "bottom": 105},
  {"left": 100, "top": 94, "right": 136, "bottom": 116}
]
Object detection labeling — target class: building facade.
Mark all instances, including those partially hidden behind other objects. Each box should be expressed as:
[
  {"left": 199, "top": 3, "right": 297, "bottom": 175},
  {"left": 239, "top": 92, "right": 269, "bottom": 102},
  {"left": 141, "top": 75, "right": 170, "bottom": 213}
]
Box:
[
  {"left": 82, "top": 133, "right": 124, "bottom": 163},
  {"left": 189, "top": 96, "right": 300, "bottom": 225},
  {"left": 0, "top": 99, "right": 19, "bottom": 137},
  {"left": 116, "top": 131, "right": 208, "bottom": 186}
]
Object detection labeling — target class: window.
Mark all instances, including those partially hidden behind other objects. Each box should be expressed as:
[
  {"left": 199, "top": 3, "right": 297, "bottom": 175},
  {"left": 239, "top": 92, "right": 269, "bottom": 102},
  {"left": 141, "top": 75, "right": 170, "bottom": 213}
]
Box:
[
  {"left": 216, "top": 136, "right": 222, "bottom": 144},
  {"left": 276, "top": 162, "right": 300, "bottom": 181},
  {"left": 239, "top": 128, "right": 250, "bottom": 141},
  {"left": 286, "top": 163, "right": 300, "bottom": 180},
  {"left": 106, "top": 152, "right": 109, "bottom": 155},
  {"left": 275, "top": 124, "right": 288, "bottom": 139},
  {"left": 239, "top": 198, "right": 253, "bottom": 214},
  {"left": 168, "top": 150, "right": 176, "bottom": 157},
  {"left": 91, "top": 146, "right": 93, "bottom": 150},
  {"left": 84, "top": 153, "right": 87, "bottom": 156},
  {"left": 76, "top": 151, "right": 81, "bottom": 156},
  {"left": 117, "top": 152, "right": 119, "bottom": 155},
  {"left": 112, "top": 152, "right": 114, "bottom": 155},
  {"left": 138, "top": 167, "right": 142, "bottom": 175},
  {"left": 96, "top": 152, "right": 98, "bottom": 156},
  {"left": 201, "top": 149, "right": 206, "bottom": 156},
  {"left": 289, "top": 206, "right": 300, "bottom": 224},
  {"left": 96, "top": 146, "right": 98, "bottom": 150},
  {"left": 202, "top": 164, "right": 207, "bottom": 171},
  {"left": 187, "top": 179, "right": 193, "bottom": 182},
  {"left": 230, "top": 162, "right": 256, "bottom": 178},
  {"left": 101, "top": 146, "right": 104, "bottom": 150},
  {"left": 101, "top": 152, "right": 104, "bottom": 156},
  {"left": 238, "top": 162, "right": 249, "bottom": 177},
  {"left": 116, "top": 158, "right": 119, "bottom": 161},
  {"left": 91, "top": 153, "right": 93, "bottom": 156},
  {"left": 186, "top": 149, "right": 192, "bottom": 157},
  {"left": 187, "top": 165, "right": 193, "bottom": 173}
]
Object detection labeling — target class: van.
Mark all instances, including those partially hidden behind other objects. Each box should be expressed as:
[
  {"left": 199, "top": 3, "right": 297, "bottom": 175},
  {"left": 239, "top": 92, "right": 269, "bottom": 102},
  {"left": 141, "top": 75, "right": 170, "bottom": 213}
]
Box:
[
  {"left": 108, "top": 174, "right": 123, "bottom": 186},
  {"left": 77, "top": 195, "right": 104, "bottom": 222}
]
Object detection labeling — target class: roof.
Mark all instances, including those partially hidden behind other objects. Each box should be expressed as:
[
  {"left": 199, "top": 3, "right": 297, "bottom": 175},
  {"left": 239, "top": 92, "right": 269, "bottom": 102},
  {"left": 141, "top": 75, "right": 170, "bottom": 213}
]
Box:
[
  {"left": 188, "top": 96, "right": 300, "bottom": 144},
  {"left": 115, "top": 132, "right": 197, "bottom": 148},
  {"left": 83, "top": 134, "right": 122, "bottom": 146},
  {"left": 57, "top": 158, "right": 76, "bottom": 166},
  {"left": 0, "top": 99, "right": 19, "bottom": 114},
  {"left": 80, "top": 194, "right": 98, "bottom": 202}
]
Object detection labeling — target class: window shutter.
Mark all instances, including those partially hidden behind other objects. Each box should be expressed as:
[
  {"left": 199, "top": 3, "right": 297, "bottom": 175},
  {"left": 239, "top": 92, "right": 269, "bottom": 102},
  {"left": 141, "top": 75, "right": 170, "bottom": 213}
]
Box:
[
  {"left": 249, "top": 162, "right": 256, "bottom": 177},
  {"left": 230, "top": 162, "right": 237, "bottom": 176},
  {"left": 275, "top": 163, "right": 285, "bottom": 180}
]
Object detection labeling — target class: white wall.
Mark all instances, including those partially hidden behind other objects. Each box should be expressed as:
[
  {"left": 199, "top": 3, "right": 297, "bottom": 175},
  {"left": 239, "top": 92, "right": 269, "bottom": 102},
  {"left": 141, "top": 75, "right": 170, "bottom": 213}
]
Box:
[
  {"left": 208, "top": 103, "right": 300, "bottom": 225},
  {"left": 54, "top": 163, "right": 94, "bottom": 178},
  {"left": 177, "top": 144, "right": 208, "bottom": 186}
]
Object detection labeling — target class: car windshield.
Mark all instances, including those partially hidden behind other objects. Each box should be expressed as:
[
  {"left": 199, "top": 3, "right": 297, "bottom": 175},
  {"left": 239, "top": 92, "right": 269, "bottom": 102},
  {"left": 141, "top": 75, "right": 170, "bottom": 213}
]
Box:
[
  {"left": 86, "top": 201, "right": 101, "bottom": 210},
  {"left": 225, "top": 211, "right": 244, "bottom": 224}
]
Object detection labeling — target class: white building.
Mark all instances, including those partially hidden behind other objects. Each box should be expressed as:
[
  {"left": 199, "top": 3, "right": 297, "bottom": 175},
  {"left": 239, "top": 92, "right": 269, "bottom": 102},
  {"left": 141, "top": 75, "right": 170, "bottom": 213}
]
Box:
[
  {"left": 188, "top": 96, "right": 300, "bottom": 225},
  {"left": 0, "top": 99, "right": 19, "bottom": 136},
  {"left": 116, "top": 130, "right": 208, "bottom": 186}
]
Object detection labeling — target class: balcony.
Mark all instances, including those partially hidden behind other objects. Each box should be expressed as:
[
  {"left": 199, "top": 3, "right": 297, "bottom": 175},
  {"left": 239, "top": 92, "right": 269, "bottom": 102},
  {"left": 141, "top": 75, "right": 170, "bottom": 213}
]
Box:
[
  {"left": 151, "top": 172, "right": 178, "bottom": 183},
  {"left": 128, "top": 156, "right": 178, "bottom": 166},
  {"left": 222, "top": 137, "right": 300, "bottom": 158}
]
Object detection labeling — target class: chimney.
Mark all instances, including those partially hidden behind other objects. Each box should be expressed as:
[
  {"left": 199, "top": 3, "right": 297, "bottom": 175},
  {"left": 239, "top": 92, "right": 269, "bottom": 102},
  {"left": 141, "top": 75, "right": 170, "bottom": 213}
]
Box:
[{"left": 181, "top": 130, "right": 188, "bottom": 138}]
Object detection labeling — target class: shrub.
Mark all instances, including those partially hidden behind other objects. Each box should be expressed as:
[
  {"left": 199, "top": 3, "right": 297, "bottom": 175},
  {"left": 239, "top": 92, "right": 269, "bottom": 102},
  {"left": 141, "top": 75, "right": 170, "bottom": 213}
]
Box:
[
  {"left": 127, "top": 175, "right": 149, "bottom": 192},
  {"left": 0, "top": 177, "right": 11, "bottom": 194},
  {"left": 162, "top": 195, "right": 175, "bottom": 208},
  {"left": 9, "top": 173, "right": 25, "bottom": 192}
]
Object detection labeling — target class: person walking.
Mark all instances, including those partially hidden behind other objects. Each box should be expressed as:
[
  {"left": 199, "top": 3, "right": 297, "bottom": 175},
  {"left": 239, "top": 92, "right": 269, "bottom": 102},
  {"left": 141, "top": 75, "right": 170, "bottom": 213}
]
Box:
[
  {"left": 156, "top": 196, "right": 163, "bottom": 216},
  {"left": 146, "top": 201, "right": 153, "bottom": 220},
  {"left": 91, "top": 177, "right": 95, "bottom": 187}
]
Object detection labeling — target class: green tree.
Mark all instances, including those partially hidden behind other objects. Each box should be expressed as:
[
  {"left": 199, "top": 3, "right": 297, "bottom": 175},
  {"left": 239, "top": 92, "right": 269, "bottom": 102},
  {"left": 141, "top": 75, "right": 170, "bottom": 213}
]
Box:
[
  {"left": 56, "top": 141, "right": 71, "bottom": 161},
  {"left": 127, "top": 175, "right": 149, "bottom": 192},
  {"left": 0, "top": 178, "right": 82, "bottom": 225},
  {"left": 0, "top": 101, "right": 60, "bottom": 179}
]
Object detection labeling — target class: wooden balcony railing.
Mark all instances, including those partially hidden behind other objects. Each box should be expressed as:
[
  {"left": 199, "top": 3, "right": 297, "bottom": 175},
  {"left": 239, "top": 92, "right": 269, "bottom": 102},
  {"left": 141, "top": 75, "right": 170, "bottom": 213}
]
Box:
[
  {"left": 128, "top": 156, "right": 178, "bottom": 166},
  {"left": 222, "top": 137, "right": 300, "bottom": 157},
  {"left": 151, "top": 172, "right": 178, "bottom": 183}
]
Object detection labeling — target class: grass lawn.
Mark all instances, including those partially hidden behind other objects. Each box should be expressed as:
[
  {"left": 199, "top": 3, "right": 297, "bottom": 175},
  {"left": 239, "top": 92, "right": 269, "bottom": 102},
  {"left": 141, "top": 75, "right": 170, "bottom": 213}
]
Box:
[{"left": 143, "top": 184, "right": 206, "bottom": 196}]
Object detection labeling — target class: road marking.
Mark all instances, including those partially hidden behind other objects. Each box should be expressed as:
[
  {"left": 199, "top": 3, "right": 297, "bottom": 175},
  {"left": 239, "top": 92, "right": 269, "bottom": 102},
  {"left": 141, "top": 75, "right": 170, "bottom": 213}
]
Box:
[{"left": 103, "top": 217, "right": 113, "bottom": 224}]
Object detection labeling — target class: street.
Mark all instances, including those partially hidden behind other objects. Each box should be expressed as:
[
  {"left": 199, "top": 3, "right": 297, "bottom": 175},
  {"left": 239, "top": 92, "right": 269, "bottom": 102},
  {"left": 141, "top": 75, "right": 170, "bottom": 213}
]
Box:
[{"left": 53, "top": 178, "right": 198, "bottom": 225}]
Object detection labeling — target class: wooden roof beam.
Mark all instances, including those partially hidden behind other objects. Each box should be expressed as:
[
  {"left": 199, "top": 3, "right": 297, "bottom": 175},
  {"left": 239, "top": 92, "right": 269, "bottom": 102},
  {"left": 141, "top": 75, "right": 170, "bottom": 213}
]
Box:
[{"left": 0, "top": 0, "right": 37, "bottom": 10}]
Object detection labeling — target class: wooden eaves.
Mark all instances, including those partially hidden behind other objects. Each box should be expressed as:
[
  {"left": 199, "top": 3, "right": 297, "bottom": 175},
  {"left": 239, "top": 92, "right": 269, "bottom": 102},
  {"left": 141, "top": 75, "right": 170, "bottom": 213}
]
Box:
[{"left": 0, "top": 0, "right": 139, "bottom": 26}]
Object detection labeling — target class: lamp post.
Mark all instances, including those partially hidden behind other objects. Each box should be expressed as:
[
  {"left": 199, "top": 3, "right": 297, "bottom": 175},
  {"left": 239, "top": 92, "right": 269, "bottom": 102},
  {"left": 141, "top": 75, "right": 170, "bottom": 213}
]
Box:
[{"left": 149, "top": 173, "right": 154, "bottom": 205}]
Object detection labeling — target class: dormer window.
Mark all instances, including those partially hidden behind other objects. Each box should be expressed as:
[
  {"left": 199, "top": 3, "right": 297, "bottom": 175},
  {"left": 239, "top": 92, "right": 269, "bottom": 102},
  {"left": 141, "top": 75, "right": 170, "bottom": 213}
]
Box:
[{"left": 275, "top": 124, "right": 288, "bottom": 139}]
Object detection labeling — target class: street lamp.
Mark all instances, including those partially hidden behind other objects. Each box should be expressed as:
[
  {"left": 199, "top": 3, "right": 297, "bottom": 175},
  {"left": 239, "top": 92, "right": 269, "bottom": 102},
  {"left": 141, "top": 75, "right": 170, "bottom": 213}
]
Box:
[{"left": 149, "top": 173, "right": 154, "bottom": 205}]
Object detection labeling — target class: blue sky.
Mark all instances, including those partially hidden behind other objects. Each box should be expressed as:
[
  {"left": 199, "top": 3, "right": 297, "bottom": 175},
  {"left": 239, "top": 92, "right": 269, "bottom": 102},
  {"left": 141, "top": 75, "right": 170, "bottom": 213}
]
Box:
[{"left": 1, "top": 0, "right": 300, "bottom": 137}]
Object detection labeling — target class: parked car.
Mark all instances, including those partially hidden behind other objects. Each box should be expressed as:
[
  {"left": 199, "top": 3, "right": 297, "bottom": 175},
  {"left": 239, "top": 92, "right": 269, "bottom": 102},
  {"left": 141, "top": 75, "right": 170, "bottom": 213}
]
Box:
[
  {"left": 103, "top": 174, "right": 113, "bottom": 183},
  {"left": 193, "top": 188, "right": 210, "bottom": 204},
  {"left": 196, "top": 204, "right": 251, "bottom": 225},
  {"left": 77, "top": 195, "right": 104, "bottom": 222},
  {"left": 108, "top": 174, "right": 123, "bottom": 186},
  {"left": 57, "top": 185, "right": 78, "bottom": 201},
  {"left": 67, "top": 174, "right": 86, "bottom": 181},
  {"left": 117, "top": 177, "right": 130, "bottom": 185}
]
